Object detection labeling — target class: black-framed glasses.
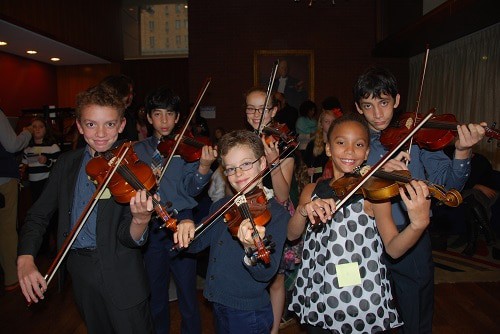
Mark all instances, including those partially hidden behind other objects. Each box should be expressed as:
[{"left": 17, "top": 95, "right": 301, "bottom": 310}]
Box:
[
  {"left": 245, "top": 106, "right": 272, "bottom": 115},
  {"left": 223, "top": 158, "right": 260, "bottom": 176}
]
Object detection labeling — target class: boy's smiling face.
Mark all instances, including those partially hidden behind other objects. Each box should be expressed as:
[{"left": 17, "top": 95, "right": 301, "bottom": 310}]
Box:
[
  {"left": 76, "top": 104, "right": 125, "bottom": 155},
  {"left": 222, "top": 144, "right": 266, "bottom": 194}
]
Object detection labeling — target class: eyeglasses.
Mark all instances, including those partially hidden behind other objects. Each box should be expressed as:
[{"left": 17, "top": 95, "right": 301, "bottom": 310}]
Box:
[
  {"left": 245, "top": 106, "right": 273, "bottom": 115},
  {"left": 223, "top": 158, "right": 260, "bottom": 176}
]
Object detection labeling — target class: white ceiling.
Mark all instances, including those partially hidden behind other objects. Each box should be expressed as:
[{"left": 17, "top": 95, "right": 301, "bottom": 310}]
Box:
[{"left": 0, "top": 19, "right": 110, "bottom": 66}]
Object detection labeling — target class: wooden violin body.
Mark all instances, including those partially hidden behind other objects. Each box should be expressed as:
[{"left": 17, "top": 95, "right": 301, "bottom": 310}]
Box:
[
  {"left": 86, "top": 143, "right": 177, "bottom": 232},
  {"left": 157, "top": 131, "right": 211, "bottom": 163},
  {"left": 223, "top": 187, "right": 274, "bottom": 265},
  {"left": 330, "top": 166, "right": 462, "bottom": 207},
  {"left": 381, "top": 111, "right": 500, "bottom": 151}
]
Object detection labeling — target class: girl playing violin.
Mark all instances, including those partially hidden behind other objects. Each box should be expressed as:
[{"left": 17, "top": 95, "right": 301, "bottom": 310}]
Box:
[
  {"left": 287, "top": 113, "right": 432, "bottom": 333},
  {"left": 175, "top": 130, "right": 289, "bottom": 334},
  {"left": 133, "top": 86, "right": 217, "bottom": 334},
  {"left": 245, "top": 87, "right": 299, "bottom": 333}
]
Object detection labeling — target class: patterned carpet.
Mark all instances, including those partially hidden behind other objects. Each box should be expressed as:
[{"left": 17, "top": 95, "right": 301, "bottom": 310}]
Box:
[{"left": 433, "top": 238, "right": 500, "bottom": 283}]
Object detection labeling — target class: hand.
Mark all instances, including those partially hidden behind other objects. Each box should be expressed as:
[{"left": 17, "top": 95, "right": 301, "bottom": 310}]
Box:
[
  {"left": 38, "top": 154, "right": 48, "bottom": 165},
  {"left": 307, "top": 167, "right": 315, "bottom": 177},
  {"left": 237, "top": 219, "right": 265, "bottom": 248},
  {"left": 299, "top": 198, "right": 336, "bottom": 224},
  {"left": 400, "top": 180, "right": 431, "bottom": 231},
  {"left": 23, "top": 125, "right": 34, "bottom": 135},
  {"left": 474, "top": 184, "right": 498, "bottom": 199},
  {"left": 17, "top": 255, "right": 47, "bottom": 303},
  {"left": 199, "top": 145, "right": 217, "bottom": 172},
  {"left": 382, "top": 151, "right": 410, "bottom": 172},
  {"left": 262, "top": 137, "right": 279, "bottom": 164},
  {"left": 130, "top": 190, "right": 155, "bottom": 226},
  {"left": 455, "top": 122, "right": 486, "bottom": 151},
  {"left": 173, "top": 219, "right": 196, "bottom": 248}
]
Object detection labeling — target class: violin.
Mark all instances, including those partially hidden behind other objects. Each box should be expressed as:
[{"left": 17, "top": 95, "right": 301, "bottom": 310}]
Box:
[
  {"left": 380, "top": 110, "right": 500, "bottom": 151},
  {"left": 223, "top": 187, "right": 274, "bottom": 265},
  {"left": 260, "top": 121, "right": 298, "bottom": 152},
  {"left": 86, "top": 142, "right": 177, "bottom": 232},
  {"left": 330, "top": 165, "right": 462, "bottom": 207},
  {"left": 156, "top": 78, "right": 211, "bottom": 183},
  {"left": 157, "top": 131, "right": 212, "bottom": 163}
]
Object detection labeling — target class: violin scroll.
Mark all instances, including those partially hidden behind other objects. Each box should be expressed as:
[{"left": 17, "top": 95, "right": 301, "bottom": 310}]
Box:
[{"left": 426, "top": 184, "right": 462, "bottom": 207}]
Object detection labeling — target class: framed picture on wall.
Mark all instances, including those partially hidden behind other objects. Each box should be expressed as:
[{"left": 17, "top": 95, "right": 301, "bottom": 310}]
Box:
[{"left": 253, "top": 49, "right": 314, "bottom": 110}]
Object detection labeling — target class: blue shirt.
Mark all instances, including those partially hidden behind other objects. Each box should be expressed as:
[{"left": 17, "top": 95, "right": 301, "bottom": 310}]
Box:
[
  {"left": 134, "top": 136, "right": 212, "bottom": 221},
  {"left": 70, "top": 146, "right": 148, "bottom": 248},
  {"left": 367, "top": 130, "right": 471, "bottom": 227},
  {"left": 71, "top": 148, "right": 98, "bottom": 249}
]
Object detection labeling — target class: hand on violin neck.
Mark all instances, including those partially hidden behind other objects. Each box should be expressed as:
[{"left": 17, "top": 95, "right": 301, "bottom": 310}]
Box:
[
  {"left": 381, "top": 152, "right": 410, "bottom": 172},
  {"left": 237, "top": 219, "right": 266, "bottom": 248},
  {"left": 173, "top": 219, "right": 195, "bottom": 248},
  {"left": 454, "top": 122, "right": 487, "bottom": 159},
  {"left": 130, "top": 190, "right": 156, "bottom": 239},
  {"left": 399, "top": 180, "right": 431, "bottom": 231},
  {"left": 261, "top": 137, "right": 280, "bottom": 162},
  {"left": 198, "top": 145, "right": 217, "bottom": 173}
]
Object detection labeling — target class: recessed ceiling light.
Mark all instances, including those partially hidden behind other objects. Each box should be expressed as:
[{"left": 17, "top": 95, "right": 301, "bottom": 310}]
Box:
[
  {"left": 184, "top": 5, "right": 188, "bottom": 8},
  {"left": 0, "top": 41, "right": 7, "bottom": 46},
  {"left": 26, "top": 50, "right": 37, "bottom": 54},
  {"left": 50, "top": 57, "right": 60, "bottom": 62}
]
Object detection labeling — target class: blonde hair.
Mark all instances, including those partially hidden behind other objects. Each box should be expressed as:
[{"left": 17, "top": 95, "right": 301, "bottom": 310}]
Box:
[{"left": 312, "top": 109, "right": 335, "bottom": 157}]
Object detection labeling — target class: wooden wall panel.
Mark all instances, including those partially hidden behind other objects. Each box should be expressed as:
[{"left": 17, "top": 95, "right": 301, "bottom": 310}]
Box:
[
  {"left": 122, "top": 58, "right": 189, "bottom": 112},
  {"left": 0, "top": 51, "right": 57, "bottom": 117},
  {"left": 56, "top": 63, "right": 121, "bottom": 108},
  {"left": 188, "top": 1, "right": 410, "bottom": 133},
  {"left": 0, "top": 0, "right": 122, "bottom": 61}
]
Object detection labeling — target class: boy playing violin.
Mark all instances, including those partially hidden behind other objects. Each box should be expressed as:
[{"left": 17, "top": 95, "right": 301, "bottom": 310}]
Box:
[
  {"left": 354, "top": 67, "right": 486, "bottom": 333},
  {"left": 175, "top": 130, "right": 289, "bottom": 334},
  {"left": 17, "top": 84, "right": 156, "bottom": 333},
  {"left": 133, "top": 86, "right": 217, "bottom": 334},
  {"left": 288, "top": 113, "right": 432, "bottom": 333}
]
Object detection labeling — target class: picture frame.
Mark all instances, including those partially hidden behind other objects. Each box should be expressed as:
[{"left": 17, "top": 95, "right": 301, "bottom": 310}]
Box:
[{"left": 253, "top": 49, "right": 314, "bottom": 110}]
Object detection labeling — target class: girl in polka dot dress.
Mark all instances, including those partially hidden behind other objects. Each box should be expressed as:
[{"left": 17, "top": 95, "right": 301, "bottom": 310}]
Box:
[{"left": 287, "top": 113, "right": 432, "bottom": 333}]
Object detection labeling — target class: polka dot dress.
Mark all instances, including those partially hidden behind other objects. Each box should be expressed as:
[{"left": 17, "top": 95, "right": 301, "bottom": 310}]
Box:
[{"left": 290, "top": 180, "right": 402, "bottom": 333}]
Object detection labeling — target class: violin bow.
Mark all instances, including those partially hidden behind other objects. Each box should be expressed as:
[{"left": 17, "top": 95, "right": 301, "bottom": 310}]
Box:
[
  {"left": 172, "top": 142, "right": 298, "bottom": 249},
  {"left": 406, "top": 45, "right": 430, "bottom": 164},
  {"left": 158, "top": 77, "right": 211, "bottom": 183},
  {"left": 42, "top": 143, "right": 132, "bottom": 289},
  {"left": 256, "top": 60, "right": 279, "bottom": 135},
  {"left": 307, "top": 112, "right": 435, "bottom": 231}
]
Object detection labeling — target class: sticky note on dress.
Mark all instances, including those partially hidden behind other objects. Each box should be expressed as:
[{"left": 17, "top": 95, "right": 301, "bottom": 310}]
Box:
[{"left": 336, "top": 262, "right": 362, "bottom": 287}]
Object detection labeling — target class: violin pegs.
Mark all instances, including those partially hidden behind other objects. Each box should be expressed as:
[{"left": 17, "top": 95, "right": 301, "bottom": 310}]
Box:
[{"left": 168, "top": 208, "right": 178, "bottom": 217}]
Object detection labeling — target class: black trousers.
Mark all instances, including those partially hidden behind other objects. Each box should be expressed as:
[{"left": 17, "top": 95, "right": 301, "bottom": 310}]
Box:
[
  {"left": 384, "top": 230, "right": 434, "bottom": 334},
  {"left": 67, "top": 249, "right": 153, "bottom": 334}
]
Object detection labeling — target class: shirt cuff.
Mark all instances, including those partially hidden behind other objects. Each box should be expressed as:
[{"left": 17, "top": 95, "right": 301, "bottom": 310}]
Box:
[{"left": 134, "top": 226, "right": 149, "bottom": 246}]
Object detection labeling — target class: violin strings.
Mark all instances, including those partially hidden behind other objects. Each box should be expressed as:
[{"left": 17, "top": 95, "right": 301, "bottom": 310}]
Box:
[
  {"left": 239, "top": 202, "right": 260, "bottom": 239},
  {"left": 116, "top": 164, "right": 161, "bottom": 207}
]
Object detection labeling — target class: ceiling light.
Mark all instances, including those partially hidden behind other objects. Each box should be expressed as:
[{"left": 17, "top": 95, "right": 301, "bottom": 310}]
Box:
[
  {"left": 26, "top": 50, "right": 37, "bottom": 54},
  {"left": 50, "top": 57, "right": 60, "bottom": 62},
  {"left": 0, "top": 41, "right": 7, "bottom": 46}
]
